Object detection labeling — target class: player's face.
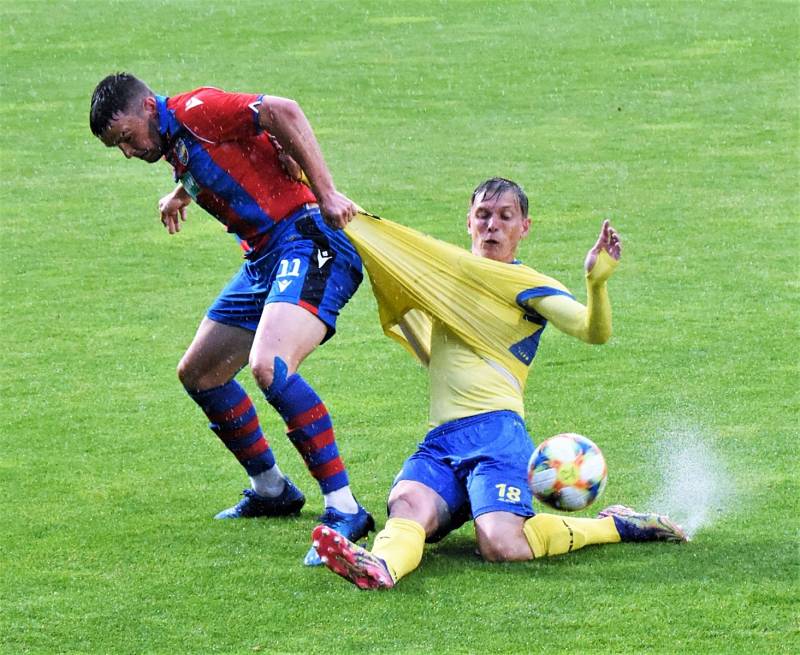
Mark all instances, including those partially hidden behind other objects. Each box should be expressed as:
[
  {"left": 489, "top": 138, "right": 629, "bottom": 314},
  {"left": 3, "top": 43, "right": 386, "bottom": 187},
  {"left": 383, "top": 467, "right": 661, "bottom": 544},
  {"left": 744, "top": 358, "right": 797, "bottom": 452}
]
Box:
[
  {"left": 100, "top": 97, "right": 164, "bottom": 163},
  {"left": 467, "top": 189, "right": 531, "bottom": 262}
]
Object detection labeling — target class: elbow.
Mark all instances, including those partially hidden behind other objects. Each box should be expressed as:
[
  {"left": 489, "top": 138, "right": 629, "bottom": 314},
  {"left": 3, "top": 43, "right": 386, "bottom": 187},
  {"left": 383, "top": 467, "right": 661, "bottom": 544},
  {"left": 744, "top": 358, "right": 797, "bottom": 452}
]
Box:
[
  {"left": 586, "top": 327, "right": 612, "bottom": 345},
  {"left": 582, "top": 312, "right": 612, "bottom": 345}
]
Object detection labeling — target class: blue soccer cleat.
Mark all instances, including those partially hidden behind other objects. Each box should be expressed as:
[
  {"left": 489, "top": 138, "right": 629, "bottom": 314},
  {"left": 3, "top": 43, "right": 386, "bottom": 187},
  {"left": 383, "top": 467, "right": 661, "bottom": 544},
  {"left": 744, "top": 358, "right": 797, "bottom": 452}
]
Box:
[
  {"left": 214, "top": 478, "right": 306, "bottom": 519},
  {"left": 304, "top": 504, "right": 374, "bottom": 566},
  {"left": 311, "top": 524, "right": 394, "bottom": 590},
  {"left": 598, "top": 504, "right": 688, "bottom": 542}
]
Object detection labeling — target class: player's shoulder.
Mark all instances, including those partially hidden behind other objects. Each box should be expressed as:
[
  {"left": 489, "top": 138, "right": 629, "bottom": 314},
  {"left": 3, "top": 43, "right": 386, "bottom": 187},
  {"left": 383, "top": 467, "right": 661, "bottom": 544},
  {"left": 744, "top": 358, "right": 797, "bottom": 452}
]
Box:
[
  {"left": 460, "top": 253, "right": 569, "bottom": 296},
  {"left": 168, "top": 86, "right": 227, "bottom": 116},
  {"left": 168, "top": 87, "right": 260, "bottom": 141},
  {"left": 516, "top": 263, "right": 570, "bottom": 295}
]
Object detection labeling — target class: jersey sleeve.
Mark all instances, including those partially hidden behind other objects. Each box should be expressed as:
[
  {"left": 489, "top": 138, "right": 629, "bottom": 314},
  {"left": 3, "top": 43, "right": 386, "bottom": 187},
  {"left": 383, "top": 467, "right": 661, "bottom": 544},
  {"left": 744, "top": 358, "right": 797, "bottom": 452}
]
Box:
[
  {"left": 517, "top": 285, "right": 574, "bottom": 310},
  {"left": 523, "top": 279, "right": 613, "bottom": 344},
  {"left": 171, "top": 87, "right": 263, "bottom": 143}
]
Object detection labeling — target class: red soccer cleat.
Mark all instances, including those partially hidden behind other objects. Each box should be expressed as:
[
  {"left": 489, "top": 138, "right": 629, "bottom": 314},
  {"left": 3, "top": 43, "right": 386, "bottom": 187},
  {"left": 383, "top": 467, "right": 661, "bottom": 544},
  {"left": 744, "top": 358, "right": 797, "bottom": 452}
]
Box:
[{"left": 311, "top": 525, "right": 395, "bottom": 590}]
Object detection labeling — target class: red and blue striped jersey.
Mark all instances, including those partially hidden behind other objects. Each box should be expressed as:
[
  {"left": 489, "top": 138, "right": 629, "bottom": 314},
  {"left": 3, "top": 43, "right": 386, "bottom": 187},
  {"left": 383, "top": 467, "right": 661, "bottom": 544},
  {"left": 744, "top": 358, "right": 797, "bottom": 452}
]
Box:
[{"left": 156, "top": 87, "right": 317, "bottom": 254}]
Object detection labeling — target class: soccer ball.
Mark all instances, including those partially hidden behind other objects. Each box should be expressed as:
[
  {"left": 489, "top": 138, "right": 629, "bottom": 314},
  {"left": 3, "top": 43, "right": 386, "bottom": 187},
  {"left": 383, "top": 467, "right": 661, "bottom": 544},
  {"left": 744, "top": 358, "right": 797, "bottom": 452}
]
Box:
[{"left": 527, "top": 433, "right": 608, "bottom": 511}]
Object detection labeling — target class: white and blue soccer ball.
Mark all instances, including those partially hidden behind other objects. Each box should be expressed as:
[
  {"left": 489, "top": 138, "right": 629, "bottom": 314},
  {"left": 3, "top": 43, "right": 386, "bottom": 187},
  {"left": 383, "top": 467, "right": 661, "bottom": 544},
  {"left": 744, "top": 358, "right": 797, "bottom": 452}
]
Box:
[{"left": 527, "top": 433, "right": 608, "bottom": 511}]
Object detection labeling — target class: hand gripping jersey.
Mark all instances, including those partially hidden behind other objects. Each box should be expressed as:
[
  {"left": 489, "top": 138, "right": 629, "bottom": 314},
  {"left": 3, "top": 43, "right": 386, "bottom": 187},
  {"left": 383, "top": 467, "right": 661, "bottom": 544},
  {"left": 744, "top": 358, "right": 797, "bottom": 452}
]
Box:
[
  {"left": 156, "top": 87, "right": 316, "bottom": 254},
  {"left": 345, "top": 214, "right": 574, "bottom": 424}
]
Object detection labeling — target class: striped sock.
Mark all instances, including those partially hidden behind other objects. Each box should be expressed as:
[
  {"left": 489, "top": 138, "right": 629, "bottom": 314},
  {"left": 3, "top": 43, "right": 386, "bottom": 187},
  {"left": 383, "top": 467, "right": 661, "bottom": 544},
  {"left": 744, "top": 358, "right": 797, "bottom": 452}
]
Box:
[
  {"left": 186, "top": 380, "right": 276, "bottom": 476},
  {"left": 266, "top": 373, "right": 349, "bottom": 494}
]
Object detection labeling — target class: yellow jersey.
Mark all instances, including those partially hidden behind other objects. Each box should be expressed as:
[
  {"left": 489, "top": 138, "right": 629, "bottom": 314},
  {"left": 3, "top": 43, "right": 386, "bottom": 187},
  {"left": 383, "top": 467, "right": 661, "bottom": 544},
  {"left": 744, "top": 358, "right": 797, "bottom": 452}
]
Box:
[{"left": 345, "top": 213, "right": 574, "bottom": 426}]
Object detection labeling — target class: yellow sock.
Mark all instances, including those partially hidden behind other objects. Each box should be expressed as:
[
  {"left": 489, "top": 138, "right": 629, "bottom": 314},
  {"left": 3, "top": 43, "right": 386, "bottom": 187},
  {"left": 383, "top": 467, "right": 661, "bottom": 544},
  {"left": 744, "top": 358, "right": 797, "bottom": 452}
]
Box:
[
  {"left": 523, "top": 513, "right": 621, "bottom": 558},
  {"left": 371, "top": 517, "right": 426, "bottom": 582}
]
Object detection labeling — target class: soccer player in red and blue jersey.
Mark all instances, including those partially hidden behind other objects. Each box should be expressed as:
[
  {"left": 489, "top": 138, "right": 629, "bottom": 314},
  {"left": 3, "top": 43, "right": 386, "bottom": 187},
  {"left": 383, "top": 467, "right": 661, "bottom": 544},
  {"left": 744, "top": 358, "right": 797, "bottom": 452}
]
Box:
[{"left": 90, "top": 72, "right": 372, "bottom": 565}]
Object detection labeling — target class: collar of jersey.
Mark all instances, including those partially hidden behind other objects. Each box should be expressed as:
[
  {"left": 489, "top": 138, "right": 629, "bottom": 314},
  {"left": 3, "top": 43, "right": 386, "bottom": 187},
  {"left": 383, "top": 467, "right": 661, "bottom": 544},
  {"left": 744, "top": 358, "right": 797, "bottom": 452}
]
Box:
[{"left": 156, "top": 95, "right": 181, "bottom": 141}]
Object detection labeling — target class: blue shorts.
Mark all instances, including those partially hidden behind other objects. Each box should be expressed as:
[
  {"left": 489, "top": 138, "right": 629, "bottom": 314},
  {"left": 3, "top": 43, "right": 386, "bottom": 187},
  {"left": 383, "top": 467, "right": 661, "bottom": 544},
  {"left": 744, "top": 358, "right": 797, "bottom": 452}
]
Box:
[
  {"left": 393, "top": 410, "right": 536, "bottom": 542},
  {"left": 207, "top": 205, "right": 363, "bottom": 341}
]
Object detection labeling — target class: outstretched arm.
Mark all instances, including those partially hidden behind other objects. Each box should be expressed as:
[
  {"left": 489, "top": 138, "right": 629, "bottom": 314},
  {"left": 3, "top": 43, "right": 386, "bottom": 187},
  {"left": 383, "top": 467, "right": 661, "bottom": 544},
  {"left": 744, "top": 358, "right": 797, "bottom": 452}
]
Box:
[
  {"left": 527, "top": 220, "right": 622, "bottom": 344},
  {"left": 258, "top": 95, "right": 356, "bottom": 228}
]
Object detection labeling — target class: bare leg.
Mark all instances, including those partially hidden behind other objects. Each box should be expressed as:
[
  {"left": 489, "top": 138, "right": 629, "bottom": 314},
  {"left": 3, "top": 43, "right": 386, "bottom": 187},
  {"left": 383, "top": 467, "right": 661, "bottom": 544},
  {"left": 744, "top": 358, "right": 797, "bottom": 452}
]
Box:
[
  {"left": 249, "top": 302, "right": 327, "bottom": 386},
  {"left": 387, "top": 480, "right": 449, "bottom": 538},
  {"left": 178, "top": 317, "right": 253, "bottom": 390},
  {"left": 474, "top": 512, "right": 533, "bottom": 562}
]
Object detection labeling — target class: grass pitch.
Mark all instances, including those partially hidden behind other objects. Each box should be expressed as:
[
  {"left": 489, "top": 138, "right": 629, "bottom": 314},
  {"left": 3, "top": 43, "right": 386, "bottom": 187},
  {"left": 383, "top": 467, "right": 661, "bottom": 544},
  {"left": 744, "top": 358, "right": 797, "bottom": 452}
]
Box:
[{"left": 1, "top": 1, "right": 798, "bottom": 653}]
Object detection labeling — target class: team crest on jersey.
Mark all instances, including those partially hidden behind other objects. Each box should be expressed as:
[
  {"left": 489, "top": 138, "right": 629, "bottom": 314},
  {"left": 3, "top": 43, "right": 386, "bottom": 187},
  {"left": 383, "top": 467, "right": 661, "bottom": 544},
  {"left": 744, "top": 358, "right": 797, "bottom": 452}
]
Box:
[{"left": 175, "top": 139, "right": 189, "bottom": 166}]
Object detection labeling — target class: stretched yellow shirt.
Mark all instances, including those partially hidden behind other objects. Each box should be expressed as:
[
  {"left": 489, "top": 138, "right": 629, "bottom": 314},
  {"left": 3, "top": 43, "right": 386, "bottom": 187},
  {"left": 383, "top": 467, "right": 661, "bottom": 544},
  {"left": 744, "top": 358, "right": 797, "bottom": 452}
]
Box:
[{"left": 345, "top": 213, "right": 581, "bottom": 426}]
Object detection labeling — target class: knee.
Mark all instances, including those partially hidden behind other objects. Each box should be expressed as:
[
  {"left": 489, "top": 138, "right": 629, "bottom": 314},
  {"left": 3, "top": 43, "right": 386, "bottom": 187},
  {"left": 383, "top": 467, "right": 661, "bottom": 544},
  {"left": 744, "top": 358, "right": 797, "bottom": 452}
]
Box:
[
  {"left": 177, "top": 353, "right": 199, "bottom": 389},
  {"left": 475, "top": 523, "right": 531, "bottom": 563},
  {"left": 387, "top": 492, "right": 417, "bottom": 518},
  {"left": 476, "top": 525, "right": 514, "bottom": 562},
  {"left": 179, "top": 352, "right": 234, "bottom": 391},
  {"left": 477, "top": 539, "right": 515, "bottom": 563},
  {"left": 249, "top": 355, "right": 275, "bottom": 389},
  {"left": 387, "top": 489, "right": 440, "bottom": 538},
  {"left": 249, "top": 353, "right": 292, "bottom": 395}
]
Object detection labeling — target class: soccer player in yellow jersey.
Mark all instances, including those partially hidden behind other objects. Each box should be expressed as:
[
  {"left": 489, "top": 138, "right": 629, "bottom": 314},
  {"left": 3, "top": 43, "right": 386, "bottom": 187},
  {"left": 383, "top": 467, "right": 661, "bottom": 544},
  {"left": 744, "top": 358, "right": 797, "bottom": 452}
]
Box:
[{"left": 312, "top": 178, "right": 687, "bottom": 590}]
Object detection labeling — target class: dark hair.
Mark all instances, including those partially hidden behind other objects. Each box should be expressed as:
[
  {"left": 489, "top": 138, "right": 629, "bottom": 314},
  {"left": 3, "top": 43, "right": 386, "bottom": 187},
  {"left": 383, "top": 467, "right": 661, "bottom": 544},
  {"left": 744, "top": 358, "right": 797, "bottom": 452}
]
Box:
[
  {"left": 90, "top": 72, "right": 154, "bottom": 137},
  {"left": 470, "top": 177, "right": 529, "bottom": 217}
]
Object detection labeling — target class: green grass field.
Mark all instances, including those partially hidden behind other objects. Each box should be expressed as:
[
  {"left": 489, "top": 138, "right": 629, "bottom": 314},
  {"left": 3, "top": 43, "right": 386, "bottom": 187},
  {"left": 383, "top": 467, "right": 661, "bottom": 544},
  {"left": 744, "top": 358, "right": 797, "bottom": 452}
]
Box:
[{"left": 2, "top": 1, "right": 798, "bottom": 653}]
